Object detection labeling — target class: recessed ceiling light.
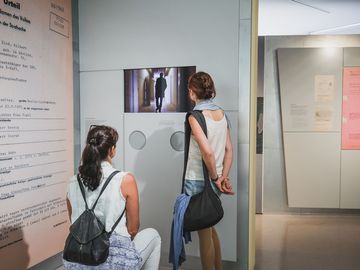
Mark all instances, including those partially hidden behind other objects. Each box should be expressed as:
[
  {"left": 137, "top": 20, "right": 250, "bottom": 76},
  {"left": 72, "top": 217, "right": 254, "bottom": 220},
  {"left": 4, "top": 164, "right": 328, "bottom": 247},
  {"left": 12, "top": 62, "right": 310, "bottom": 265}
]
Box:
[{"left": 309, "top": 22, "right": 360, "bottom": 35}]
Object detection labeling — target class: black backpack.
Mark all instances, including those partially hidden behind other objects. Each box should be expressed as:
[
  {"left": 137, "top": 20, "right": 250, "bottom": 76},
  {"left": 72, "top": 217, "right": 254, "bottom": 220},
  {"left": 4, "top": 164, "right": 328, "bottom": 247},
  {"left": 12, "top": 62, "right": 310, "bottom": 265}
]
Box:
[{"left": 63, "top": 170, "right": 125, "bottom": 266}]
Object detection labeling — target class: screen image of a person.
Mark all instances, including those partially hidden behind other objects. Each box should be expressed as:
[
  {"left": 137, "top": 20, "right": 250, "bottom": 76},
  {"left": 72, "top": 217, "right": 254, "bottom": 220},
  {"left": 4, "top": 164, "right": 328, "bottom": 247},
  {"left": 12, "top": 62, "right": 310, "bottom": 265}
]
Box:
[
  {"left": 184, "top": 72, "right": 234, "bottom": 270},
  {"left": 155, "top": 72, "right": 167, "bottom": 112},
  {"left": 63, "top": 125, "right": 161, "bottom": 270}
]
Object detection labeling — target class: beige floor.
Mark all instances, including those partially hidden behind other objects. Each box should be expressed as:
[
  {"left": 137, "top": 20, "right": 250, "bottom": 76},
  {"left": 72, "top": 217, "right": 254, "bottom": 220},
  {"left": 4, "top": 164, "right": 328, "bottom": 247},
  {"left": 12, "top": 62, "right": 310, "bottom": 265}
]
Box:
[
  {"left": 255, "top": 214, "right": 360, "bottom": 270},
  {"left": 58, "top": 214, "right": 360, "bottom": 269}
]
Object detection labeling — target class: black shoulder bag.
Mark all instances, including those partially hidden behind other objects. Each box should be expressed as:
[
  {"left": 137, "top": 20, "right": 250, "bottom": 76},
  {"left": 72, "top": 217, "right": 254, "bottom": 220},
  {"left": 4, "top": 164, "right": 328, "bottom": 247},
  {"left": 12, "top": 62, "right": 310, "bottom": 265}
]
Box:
[
  {"left": 63, "top": 170, "right": 125, "bottom": 266},
  {"left": 182, "top": 110, "right": 224, "bottom": 232}
]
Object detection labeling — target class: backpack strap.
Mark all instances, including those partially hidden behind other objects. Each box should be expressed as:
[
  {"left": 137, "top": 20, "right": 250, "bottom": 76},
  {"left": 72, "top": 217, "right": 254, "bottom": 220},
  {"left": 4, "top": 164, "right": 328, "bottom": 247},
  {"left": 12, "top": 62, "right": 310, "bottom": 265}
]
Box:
[
  {"left": 91, "top": 170, "right": 121, "bottom": 210},
  {"left": 77, "top": 170, "right": 127, "bottom": 235},
  {"left": 77, "top": 174, "right": 89, "bottom": 209},
  {"left": 181, "top": 110, "right": 210, "bottom": 193},
  {"left": 108, "top": 207, "right": 126, "bottom": 235},
  {"left": 77, "top": 170, "right": 121, "bottom": 210}
]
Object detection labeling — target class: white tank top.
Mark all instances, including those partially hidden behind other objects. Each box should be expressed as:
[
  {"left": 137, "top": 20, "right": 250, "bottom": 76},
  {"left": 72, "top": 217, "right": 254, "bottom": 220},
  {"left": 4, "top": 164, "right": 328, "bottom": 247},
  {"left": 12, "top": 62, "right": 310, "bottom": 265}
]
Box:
[
  {"left": 67, "top": 161, "right": 130, "bottom": 237},
  {"left": 185, "top": 114, "right": 227, "bottom": 180}
]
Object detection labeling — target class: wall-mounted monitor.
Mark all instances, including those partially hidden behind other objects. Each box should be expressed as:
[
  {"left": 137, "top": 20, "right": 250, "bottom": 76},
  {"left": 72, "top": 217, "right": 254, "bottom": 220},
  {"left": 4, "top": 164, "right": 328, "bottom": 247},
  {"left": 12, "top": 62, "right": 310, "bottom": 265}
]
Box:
[{"left": 124, "top": 66, "right": 196, "bottom": 113}]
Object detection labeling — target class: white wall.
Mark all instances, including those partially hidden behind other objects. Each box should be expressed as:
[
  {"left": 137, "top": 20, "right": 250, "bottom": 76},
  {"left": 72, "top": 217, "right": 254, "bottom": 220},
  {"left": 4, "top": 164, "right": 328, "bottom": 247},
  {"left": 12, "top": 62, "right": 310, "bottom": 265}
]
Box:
[{"left": 79, "top": 0, "right": 239, "bottom": 110}]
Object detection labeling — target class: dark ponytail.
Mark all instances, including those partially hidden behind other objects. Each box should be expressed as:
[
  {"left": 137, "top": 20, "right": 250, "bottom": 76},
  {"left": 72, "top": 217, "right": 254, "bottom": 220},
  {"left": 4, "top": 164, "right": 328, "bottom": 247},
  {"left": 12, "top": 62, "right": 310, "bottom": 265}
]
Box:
[{"left": 78, "top": 125, "right": 118, "bottom": 191}]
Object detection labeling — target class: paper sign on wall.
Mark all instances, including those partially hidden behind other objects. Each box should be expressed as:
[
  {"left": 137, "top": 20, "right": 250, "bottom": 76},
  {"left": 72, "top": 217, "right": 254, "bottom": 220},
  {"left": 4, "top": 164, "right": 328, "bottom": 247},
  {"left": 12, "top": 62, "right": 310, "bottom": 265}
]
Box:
[
  {"left": 314, "top": 75, "right": 335, "bottom": 102},
  {"left": 342, "top": 67, "right": 360, "bottom": 150},
  {"left": 314, "top": 75, "right": 335, "bottom": 131}
]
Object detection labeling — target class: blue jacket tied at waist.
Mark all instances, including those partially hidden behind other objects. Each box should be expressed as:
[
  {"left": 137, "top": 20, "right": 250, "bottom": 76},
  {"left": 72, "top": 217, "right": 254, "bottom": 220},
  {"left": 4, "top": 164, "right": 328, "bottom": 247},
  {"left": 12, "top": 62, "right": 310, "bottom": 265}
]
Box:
[{"left": 169, "top": 194, "right": 191, "bottom": 270}]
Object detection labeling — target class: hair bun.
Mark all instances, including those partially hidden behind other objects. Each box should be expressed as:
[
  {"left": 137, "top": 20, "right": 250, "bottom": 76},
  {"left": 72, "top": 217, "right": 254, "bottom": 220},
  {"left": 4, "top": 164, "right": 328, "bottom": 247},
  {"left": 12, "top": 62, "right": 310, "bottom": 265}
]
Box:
[
  {"left": 89, "top": 138, "right": 97, "bottom": 145},
  {"left": 204, "top": 88, "right": 213, "bottom": 99},
  {"left": 188, "top": 71, "right": 216, "bottom": 100},
  {"left": 202, "top": 77, "right": 211, "bottom": 89}
]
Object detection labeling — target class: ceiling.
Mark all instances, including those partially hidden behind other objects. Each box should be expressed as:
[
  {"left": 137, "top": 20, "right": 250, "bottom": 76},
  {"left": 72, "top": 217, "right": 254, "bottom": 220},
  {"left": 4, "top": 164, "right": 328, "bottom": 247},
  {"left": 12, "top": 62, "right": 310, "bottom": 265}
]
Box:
[{"left": 259, "top": 0, "right": 360, "bottom": 35}]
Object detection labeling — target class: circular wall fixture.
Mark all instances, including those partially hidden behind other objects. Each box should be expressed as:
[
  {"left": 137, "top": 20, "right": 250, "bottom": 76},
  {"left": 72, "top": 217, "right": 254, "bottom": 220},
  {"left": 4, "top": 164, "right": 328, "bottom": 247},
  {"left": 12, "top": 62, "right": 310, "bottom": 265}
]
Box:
[
  {"left": 170, "top": 131, "right": 184, "bottom": 152},
  {"left": 129, "top": 130, "right": 146, "bottom": 150}
]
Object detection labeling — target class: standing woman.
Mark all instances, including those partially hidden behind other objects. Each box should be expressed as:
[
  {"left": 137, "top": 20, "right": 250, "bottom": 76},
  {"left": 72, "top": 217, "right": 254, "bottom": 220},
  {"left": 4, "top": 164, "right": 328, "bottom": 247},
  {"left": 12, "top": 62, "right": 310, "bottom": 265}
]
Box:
[
  {"left": 184, "top": 72, "right": 234, "bottom": 270},
  {"left": 64, "top": 125, "right": 161, "bottom": 270}
]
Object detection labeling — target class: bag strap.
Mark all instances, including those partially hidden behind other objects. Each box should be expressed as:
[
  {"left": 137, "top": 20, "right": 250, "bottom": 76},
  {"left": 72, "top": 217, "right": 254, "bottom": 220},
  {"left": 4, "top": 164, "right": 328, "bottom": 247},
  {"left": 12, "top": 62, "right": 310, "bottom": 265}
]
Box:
[
  {"left": 77, "top": 170, "right": 121, "bottom": 210},
  {"left": 109, "top": 207, "right": 126, "bottom": 235},
  {"left": 77, "top": 170, "right": 126, "bottom": 235},
  {"left": 181, "top": 110, "right": 210, "bottom": 192},
  {"left": 77, "top": 174, "right": 89, "bottom": 209},
  {"left": 91, "top": 170, "right": 120, "bottom": 210}
]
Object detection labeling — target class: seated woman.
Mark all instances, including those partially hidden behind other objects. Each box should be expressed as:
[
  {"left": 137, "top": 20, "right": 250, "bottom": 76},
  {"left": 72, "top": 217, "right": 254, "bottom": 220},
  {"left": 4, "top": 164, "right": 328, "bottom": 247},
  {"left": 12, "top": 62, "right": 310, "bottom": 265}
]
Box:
[{"left": 63, "top": 125, "right": 161, "bottom": 270}]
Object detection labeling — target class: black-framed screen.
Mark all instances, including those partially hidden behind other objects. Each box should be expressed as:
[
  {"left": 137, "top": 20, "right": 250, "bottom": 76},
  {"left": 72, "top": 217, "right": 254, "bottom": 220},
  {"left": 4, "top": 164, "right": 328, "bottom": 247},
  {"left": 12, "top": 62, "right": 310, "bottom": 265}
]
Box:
[{"left": 124, "top": 66, "right": 196, "bottom": 112}]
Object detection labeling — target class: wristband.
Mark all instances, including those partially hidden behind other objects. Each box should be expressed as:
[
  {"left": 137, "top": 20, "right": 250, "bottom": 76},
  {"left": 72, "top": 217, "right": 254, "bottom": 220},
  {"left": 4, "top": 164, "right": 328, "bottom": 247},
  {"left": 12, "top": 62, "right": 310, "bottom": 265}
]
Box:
[{"left": 211, "top": 175, "right": 219, "bottom": 182}]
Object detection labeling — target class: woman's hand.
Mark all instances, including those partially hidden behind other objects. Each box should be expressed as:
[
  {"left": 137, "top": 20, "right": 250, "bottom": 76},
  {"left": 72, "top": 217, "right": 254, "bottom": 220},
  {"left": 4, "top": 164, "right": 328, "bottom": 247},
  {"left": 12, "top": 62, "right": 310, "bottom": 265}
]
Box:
[
  {"left": 222, "top": 177, "right": 235, "bottom": 195},
  {"left": 214, "top": 175, "right": 235, "bottom": 195}
]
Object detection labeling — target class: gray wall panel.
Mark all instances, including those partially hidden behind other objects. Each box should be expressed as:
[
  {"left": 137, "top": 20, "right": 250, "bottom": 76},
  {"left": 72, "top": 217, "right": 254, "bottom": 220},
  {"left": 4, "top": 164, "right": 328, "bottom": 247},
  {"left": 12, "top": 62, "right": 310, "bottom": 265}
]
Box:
[
  {"left": 340, "top": 151, "right": 360, "bottom": 209},
  {"left": 284, "top": 133, "right": 341, "bottom": 208},
  {"left": 277, "top": 47, "right": 343, "bottom": 208},
  {"left": 123, "top": 113, "right": 238, "bottom": 261},
  {"left": 263, "top": 35, "right": 360, "bottom": 212},
  {"left": 239, "top": 19, "right": 251, "bottom": 145},
  {"left": 80, "top": 71, "right": 125, "bottom": 169},
  {"left": 263, "top": 148, "right": 288, "bottom": 212},
  {"left": 78, "top": 0, "right": 239, "bottom": 111},
  {"left": 77, "top": 0, "right": 252, "bottom": 267},
  {"left": 277, "top": 48, "right": 343, "bottom": 132},
  {"left": 344, "top": 48, "right": 360, "bottom": 67}
]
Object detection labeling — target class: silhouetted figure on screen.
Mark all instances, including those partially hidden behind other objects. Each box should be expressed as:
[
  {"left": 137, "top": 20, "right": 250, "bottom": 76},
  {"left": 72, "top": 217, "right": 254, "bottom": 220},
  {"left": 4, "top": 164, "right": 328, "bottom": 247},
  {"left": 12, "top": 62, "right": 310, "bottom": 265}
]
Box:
[{"left": 155, "top": 73, "right": 167, "bottom": 112}]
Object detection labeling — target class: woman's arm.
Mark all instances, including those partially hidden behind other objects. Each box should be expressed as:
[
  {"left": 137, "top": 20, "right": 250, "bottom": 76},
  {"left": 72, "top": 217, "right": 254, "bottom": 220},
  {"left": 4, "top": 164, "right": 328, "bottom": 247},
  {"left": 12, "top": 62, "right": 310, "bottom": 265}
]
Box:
[
  {"left": 66, "top": 198, "right": 72, "bottom": 222},
  {"left": 222, "top": 128, "right": 233, "bottom": 179},
  {"left": 120, "top": 173, "right": 140, "bottom": 239},
  {"left": 188, "top": 115, "right": 218, "bottom": 180},
  {"left": 220, "top": 128, "right": 235, "bottom": 195}
]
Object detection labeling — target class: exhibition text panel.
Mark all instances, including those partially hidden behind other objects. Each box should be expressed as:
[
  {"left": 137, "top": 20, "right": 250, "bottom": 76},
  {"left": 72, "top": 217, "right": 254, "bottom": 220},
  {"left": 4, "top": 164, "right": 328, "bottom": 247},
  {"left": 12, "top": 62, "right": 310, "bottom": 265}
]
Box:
[
  {"left": 342, "top": 67, "right": 360, "bottom": 150},
  {"left": 0, "top": 0, "right": 73, "bottom": 268}
]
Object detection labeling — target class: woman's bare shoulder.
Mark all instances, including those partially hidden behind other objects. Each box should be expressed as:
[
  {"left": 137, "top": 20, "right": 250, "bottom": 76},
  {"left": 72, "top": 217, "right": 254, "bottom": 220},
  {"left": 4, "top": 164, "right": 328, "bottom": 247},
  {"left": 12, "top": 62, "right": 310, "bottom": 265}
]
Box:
[
  {"left": 122, "top": 172, "right": 137, "bottom": 186},
  {"left": 203, "top": 109, "right": 224, "bottom": 121}
]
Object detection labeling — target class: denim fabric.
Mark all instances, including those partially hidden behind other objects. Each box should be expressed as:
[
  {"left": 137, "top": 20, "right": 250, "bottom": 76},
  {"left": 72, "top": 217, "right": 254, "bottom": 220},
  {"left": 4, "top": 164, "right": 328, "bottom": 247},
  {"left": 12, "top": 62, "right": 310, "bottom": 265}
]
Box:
[
  {"left": 184, "top": 179, "right": 221, "bottom": 197},
  {"left": 169, "top": 194, "right": 191, "bottom": 270}
]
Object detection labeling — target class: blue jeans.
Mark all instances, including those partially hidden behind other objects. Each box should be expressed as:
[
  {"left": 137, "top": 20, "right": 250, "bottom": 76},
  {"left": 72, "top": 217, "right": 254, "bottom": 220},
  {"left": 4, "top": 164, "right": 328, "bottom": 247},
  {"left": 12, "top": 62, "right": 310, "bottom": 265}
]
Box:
[{"left": 184, "top": 179, "right": 221, "bottom": 197}]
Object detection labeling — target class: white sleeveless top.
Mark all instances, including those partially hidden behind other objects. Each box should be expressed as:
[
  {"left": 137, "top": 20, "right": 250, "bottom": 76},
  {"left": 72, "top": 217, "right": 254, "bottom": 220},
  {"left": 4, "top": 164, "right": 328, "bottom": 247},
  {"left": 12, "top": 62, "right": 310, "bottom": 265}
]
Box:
[
  {"left": 67, "top": 161, "right": 130, "bottom": 237},
  {"left": 185, "top": 114, "right": 227, "bottom": 180}
]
